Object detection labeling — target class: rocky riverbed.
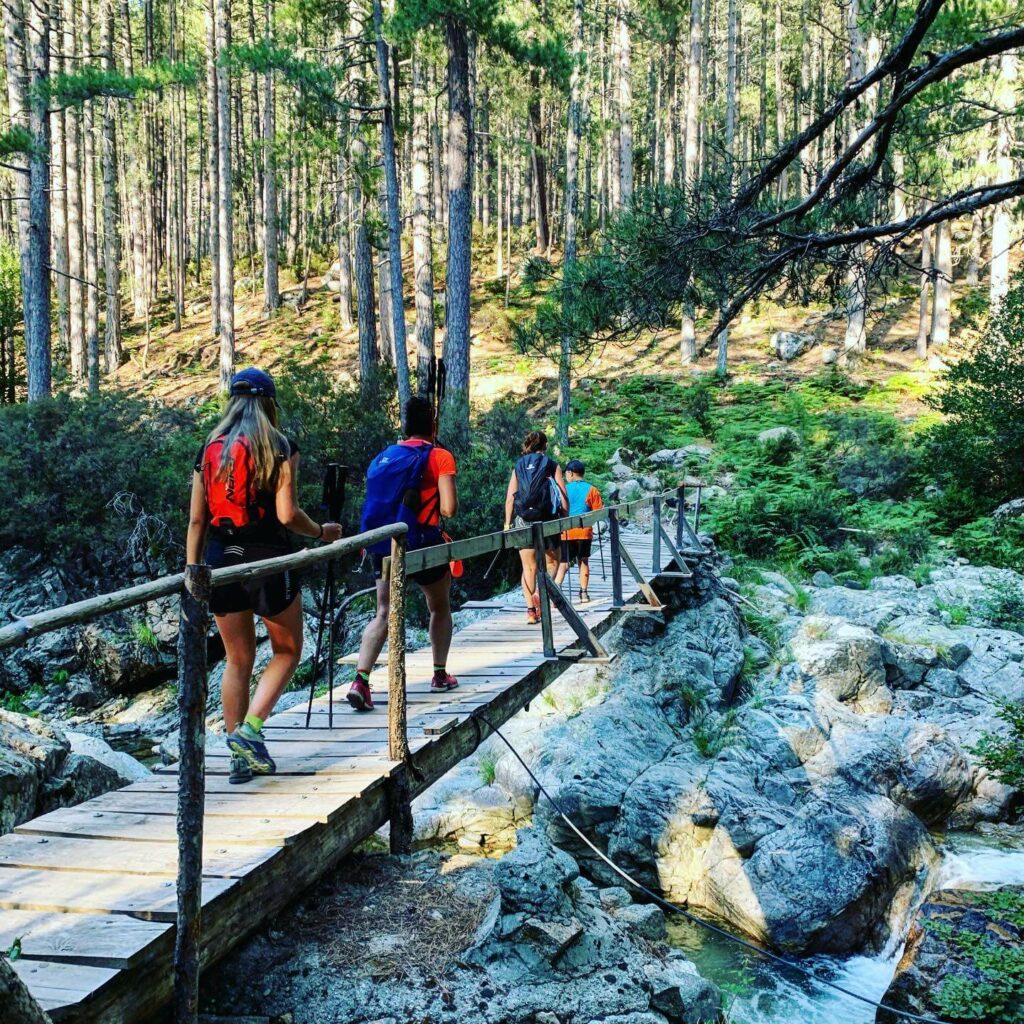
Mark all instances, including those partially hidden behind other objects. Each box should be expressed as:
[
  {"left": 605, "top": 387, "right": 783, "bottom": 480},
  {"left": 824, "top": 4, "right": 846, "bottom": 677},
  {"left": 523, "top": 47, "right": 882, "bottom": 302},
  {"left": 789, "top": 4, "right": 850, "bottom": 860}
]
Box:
[{"left": 3, "top": 542, "right": 1023, "bottom": 1022}]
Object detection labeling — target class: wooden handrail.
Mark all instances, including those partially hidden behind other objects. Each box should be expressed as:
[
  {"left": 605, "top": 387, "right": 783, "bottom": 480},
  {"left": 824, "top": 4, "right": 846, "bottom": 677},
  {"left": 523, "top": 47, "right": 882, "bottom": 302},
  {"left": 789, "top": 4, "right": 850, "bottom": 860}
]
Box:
[
  {"left": 0, "top": 523, "right": 407, "bottom": 650},
  {"left": 0, "top": 485, "right": 705, "bottom": 650},
  {"left": 406, "top": 486, "right": 694, "bottom": 574}
]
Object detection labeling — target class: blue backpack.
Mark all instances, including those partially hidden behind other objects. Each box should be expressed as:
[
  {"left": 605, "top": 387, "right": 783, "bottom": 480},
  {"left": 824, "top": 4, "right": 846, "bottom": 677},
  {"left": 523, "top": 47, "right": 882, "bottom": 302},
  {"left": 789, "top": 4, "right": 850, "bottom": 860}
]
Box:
[{"left": 360, "top": 443, "right": 441, "bottom": 555}]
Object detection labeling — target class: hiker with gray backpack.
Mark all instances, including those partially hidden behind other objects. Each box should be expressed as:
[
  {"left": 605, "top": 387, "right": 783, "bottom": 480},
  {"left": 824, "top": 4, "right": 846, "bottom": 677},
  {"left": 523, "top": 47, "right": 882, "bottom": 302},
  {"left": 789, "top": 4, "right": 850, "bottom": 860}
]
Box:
[{"left": 504, "top": 431, "right": 568, "bottom": 624}]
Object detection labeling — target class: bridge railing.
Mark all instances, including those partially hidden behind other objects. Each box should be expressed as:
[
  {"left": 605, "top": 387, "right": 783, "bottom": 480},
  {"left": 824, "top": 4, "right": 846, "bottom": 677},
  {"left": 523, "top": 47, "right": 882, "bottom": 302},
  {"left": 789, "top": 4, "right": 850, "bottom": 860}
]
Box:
[{"left": 0, "top": 481, "right": 704, "bottom": 1024}]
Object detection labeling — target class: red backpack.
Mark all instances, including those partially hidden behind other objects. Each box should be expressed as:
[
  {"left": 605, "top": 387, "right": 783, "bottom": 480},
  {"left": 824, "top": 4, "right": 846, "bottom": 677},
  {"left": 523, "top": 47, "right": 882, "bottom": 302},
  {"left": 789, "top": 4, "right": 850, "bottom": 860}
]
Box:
[{"left": 202, "top": 436, "right": 265, "bottom": 530}]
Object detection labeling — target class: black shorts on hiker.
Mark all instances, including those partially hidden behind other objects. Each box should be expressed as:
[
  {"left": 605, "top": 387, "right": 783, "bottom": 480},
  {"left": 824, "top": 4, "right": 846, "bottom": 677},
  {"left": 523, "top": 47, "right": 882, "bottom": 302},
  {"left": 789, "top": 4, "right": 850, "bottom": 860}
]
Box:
[
  {"left": 371, "top": 553, "right": 450, "bottom": 587},
  {"left": 513, "top": 515, "right": 562, "bottom": 553},
  {"left": 206, "top": 532, "right": 299, "bottom": 618},
  {"left": 562, "top": 539, "right": 593, "bottom": 564}
]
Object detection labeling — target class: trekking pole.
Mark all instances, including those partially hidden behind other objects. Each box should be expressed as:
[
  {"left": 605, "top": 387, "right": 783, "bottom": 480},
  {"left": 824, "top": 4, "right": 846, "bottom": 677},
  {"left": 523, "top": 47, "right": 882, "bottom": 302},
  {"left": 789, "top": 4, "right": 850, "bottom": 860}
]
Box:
[
  {"left": 483, "top": 546, "right": 504, "bottom": 579},
  {"left": 597, "top": 520, "right": 607, "bottom": 581},
  {"left": 305, "top": 464, "right": 348, "bottom": 729}
]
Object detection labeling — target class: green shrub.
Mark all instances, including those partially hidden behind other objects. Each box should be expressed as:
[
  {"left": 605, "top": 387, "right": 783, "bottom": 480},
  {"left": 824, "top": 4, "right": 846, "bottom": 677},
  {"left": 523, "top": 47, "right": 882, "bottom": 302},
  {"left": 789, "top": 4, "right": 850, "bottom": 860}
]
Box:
[
  {"left": 926, "top": 271, "right": 1024, "bottom": 507},
  {"left": 0, "top": 390, "right": 203, "bottom": 577},
  {"left": 972, "top": 701, "right": 1024, "bottom": 789},
  {"left": 950, "top": 518, "right": 1024, "bottom": 575},
  {"left": 274, "top": 357, "right": 397, "bottom": 522}
]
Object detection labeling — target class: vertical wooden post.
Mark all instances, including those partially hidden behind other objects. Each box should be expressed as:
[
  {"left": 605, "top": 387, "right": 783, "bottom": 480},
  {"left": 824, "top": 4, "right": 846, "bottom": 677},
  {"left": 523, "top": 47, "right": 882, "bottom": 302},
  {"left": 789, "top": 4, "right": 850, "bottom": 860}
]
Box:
[
  {"left": 675, "top": 485, "right": 686, "bottom": 551},
  {"left": 532, "top": 522, "right": 556, "bottom": 658},
  {"left": 174, "top": 563, "right": 211, "bottom": 1024},
  {"left": 386, "top": 531, "right": 413, "bottom": 854},
  {"left": 609, "top": 508, "right": 624, "bottom": 608},
  {"left": 693, "top": 484, "right": 703, "bottom": 536},
  {"left": 652, "top": 495, "right": 662, "bottom": 573}
]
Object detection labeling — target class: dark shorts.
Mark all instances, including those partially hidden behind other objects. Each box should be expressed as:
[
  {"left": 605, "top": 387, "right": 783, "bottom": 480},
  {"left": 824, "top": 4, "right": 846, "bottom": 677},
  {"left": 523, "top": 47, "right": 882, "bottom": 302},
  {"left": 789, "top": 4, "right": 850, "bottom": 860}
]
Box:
[
  {"left": 371, "top": 553, "right": 451, "bottom": 588},
  {"left": 513, "top": 515, "right": 563, "bottom": 553},
  {"left": 561, "top": 538, "right": 593, "bottom": 564},
  {"left": 206, "top": 535, "right": 299, "bottom": 618}
]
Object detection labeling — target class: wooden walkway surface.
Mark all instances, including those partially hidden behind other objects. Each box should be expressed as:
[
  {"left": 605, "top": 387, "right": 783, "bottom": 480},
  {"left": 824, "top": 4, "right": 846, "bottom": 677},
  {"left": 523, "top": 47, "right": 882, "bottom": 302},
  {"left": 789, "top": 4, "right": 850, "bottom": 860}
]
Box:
[{"left": 1, "top": 527, "right": 681, "bottom": 1023}]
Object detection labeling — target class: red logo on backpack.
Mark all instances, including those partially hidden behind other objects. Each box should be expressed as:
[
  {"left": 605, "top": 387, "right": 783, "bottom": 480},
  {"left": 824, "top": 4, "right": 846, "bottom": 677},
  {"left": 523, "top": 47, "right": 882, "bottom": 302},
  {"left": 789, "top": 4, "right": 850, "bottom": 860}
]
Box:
[{"left": 202, "top": 437, "right": 263, "bottom": 529}]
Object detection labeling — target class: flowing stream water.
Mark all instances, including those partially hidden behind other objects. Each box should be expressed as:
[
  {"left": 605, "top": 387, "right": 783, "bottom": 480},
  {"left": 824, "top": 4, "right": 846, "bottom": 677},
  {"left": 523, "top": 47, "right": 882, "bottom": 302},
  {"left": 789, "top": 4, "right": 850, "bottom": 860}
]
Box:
[{"left": 667, "top": 830, "right": 1024, "bottom": 1024}]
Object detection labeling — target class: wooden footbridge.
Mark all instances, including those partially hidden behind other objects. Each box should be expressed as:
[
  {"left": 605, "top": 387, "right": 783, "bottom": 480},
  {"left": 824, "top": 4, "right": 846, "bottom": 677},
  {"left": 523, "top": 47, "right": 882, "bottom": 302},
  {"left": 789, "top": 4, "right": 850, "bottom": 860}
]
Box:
[{"left": 0, "top": 488, "right": 706, "bottom": 1024}]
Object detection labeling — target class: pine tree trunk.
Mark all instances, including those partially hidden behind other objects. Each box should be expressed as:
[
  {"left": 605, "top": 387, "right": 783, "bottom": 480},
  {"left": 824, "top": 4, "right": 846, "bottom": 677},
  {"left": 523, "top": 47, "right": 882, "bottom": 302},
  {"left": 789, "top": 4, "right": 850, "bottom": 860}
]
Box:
[
  {"left": 797, "top": 0, "right": 811, "bottom": 197},
  {"left": 680, "top": 0, "right": 701, "bottom": 363},
  {"left": 558, "top": 0, "right": 583, "bottom": 444},
  {"left": 930, "top": 219, "right": 952, "bottom": 349},
  {"left": 966, "top": 147, "right": 987, "bottom": 288},
  {"left": 215, "top": 0, "right": 234, "bottom": 389},
  {"left": 411, "top": 44, "right": 435, "bottom": 394},
  {"left": 990, "top": 53, "right": 1017, "bottom": 310},
  {"left": 725, "top": 0, "right": 737, "bottom": 177},
  {"left": 529, "top": 72, "right": 549, "bottom": 253},
  {"left": 378, "top": 252, "right": 395, "bottom": 365},
  {"left": 101, "top": 0, "right": 122, "bottom": 371},
  {"left": 917, "top": 213, "right": 932, "bottom": 360},
  {"left": 774, "top": 0, "right": 786, "bottom": 199},
  {"left": 50, "top": 0, "right": 69, "bottom": 362},
  {"left": 842, "top": 0, "right": 869, "bottom": 354},
  {"left": 206, "top": 0, "right": 220, "bottom": 335},
  {"left": 2, "top": 0, "right": 31, "bottom": 387},
  {"left": 63, "top": 0, "right": 86, "bottom": 381},
  {"left": 616, "top": 0, "right": 633, "bottom": 205},
  {"left": 373, "top": 0, "right": 410, "bottom": 410},
  {"left": 352, "top": 117, "right": 379, "bottom": 395},
  {"left": 25, "top": 0, "right": 52, "bottom": 399},
  {"left": 82, "top": 69, "right": 100, "bottom": 392},
  {"left": 263, "top": 0, "right": 279, "bottom": 311},
  {"left": 442, "top": 14, "right": 472, "bottom": 447}
]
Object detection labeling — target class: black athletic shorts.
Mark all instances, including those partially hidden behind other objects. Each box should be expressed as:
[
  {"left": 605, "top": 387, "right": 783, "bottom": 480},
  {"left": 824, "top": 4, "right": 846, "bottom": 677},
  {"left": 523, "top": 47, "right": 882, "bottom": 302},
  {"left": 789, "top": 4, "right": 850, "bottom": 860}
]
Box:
[
  {"left": 513, "top": 515, "right": 563, "bottom": 553},
  {"left": 562, "top": 538, "right": 593, "bottom": 564},
  {"left": 371, "top": 553, "right": 450, "bottom": 587},
  {"left": 206, "top": 535, "right": 299, "bottom": 618}
]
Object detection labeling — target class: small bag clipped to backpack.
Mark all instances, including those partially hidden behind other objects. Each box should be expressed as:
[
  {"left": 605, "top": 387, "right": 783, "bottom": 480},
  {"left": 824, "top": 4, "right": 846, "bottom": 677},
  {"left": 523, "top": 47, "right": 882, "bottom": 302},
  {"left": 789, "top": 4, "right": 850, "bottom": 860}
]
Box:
[
  {"left": 514, "top": 453, "right": 558, "bottom": 523},
  {"left": 360, "top": 443, "right": 439, "bottom": 555}
]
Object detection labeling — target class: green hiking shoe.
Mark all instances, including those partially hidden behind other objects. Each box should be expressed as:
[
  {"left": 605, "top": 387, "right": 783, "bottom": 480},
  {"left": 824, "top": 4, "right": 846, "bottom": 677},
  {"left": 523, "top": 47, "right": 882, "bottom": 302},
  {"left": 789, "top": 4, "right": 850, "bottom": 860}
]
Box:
[{"left": 227, "top": 722, "right": 277, "bottom": 775}]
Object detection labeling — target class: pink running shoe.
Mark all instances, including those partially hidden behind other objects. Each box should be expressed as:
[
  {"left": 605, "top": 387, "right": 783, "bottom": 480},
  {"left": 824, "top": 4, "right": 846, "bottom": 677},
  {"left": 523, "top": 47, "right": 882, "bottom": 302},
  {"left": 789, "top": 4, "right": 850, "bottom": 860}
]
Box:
[
  {"left": 346, "top": 677, "right": 374, "bottom": 711},
  {"left": 431, "top": 671, "right": 459, "bottom": 691}
]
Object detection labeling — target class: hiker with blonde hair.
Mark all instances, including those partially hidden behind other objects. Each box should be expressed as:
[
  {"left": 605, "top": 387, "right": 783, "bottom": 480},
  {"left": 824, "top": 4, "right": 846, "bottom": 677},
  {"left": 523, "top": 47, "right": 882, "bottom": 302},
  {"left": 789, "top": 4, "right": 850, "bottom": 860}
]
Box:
[{"left": 186, "top": 368, "right": 341, "bottom": 781}]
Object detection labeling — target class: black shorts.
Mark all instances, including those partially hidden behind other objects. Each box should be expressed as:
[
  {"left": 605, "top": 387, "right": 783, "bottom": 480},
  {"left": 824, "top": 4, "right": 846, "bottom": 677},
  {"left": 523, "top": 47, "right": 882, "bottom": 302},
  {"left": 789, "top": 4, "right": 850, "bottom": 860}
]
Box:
[
  {"left": 513, "top": 515, "right": 563, "bottom": 553},
  {"left": 206, "top": 535, "right": 299, "bottom": 618},
  {"left": 562, "top": 538, "right": 593, "bottom": 564},
  {"left": 371, "top": 553, "right": 450, "bottom": 588}
]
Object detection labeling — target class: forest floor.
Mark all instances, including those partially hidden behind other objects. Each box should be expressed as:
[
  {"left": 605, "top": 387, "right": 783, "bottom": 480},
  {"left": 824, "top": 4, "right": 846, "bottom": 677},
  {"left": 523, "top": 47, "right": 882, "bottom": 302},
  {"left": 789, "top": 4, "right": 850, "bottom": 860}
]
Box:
[{"left": 106, "top": 232, "right": 992, "bottom": 428}]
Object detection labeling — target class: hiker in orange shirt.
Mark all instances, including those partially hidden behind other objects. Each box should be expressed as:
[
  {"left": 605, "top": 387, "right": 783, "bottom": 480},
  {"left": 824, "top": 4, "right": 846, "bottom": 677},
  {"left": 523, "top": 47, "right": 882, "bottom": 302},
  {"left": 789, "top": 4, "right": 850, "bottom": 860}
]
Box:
[{"left": 554, "top": 460, "right": 604, "bottom": 604}]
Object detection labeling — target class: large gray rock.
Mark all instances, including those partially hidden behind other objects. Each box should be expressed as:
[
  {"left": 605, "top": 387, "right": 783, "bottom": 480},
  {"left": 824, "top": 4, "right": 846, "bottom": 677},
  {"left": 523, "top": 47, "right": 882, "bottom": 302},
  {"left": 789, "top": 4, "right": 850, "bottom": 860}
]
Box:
[
  {"left": 647, "top": 445, "right": 714, "bottom": 469},
  {"left": 0, "top": 710, "right": 143, "bottom": 835},
  {"left": 78, "top": 617, "right": 176, "bottom": 695},
  {"left": 201, "top": 831, "right": 722, "bottom": 1024},
  {"left": 880, "top": 887, "right": 1024, "bottom": 1022},
  {"left": 770, "top": 331, "right": 814, "bottom": 361},
  {"left": 789, "top": 616, "right": 893, "bottom": 713}
]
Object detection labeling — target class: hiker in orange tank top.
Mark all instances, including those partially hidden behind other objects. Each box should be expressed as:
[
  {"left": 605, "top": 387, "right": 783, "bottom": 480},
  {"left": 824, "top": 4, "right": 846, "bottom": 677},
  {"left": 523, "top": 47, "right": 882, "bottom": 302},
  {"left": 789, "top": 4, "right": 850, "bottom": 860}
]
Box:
[{"left": 346, "top": 396, "right": 460, "bottom": 712}]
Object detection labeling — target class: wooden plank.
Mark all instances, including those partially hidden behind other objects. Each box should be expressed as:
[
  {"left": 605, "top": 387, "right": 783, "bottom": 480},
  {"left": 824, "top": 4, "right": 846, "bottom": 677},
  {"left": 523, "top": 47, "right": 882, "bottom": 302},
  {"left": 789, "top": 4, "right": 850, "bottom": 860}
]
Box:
[
  {"left": 125, "top": 774, "right": 382, "bottom": 797},
  {"left": 73, "top": 790, "right": 356, "bottom": 825},
  {"left": 16, "top": 808, "right": 321, "bottom": 848},
  {"left": 0, "top": 911, "right": 170, "bottom": 969},
  {"left": 0, "top": 834, "right": 278, "bottom": 879},
  {"left": 155, "top": 753, "right": 400, "bottom": 777},
  {"left": 0, "top": 867, "right": 235, "bottom": 920},
  {"left": 12, "top": 960, "right": 120, "bottom": 1018}
]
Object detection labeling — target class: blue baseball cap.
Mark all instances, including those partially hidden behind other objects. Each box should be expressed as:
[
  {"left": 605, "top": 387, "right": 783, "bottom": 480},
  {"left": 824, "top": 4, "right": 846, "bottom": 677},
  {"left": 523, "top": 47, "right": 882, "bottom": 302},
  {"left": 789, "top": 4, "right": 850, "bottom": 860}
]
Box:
[
  {"left": 229, "top": 367, "right": 277, "bottom": 399},
  {"left": 566, "top": 459, "right": 586, "bottom": 475}
]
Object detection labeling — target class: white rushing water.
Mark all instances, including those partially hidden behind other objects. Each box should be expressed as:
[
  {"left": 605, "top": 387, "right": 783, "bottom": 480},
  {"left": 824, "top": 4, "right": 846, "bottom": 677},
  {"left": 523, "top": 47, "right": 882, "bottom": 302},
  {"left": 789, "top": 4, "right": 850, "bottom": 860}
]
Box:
[{"left": 668, "top": 829, "right": 1024, "bottom": 1024}]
